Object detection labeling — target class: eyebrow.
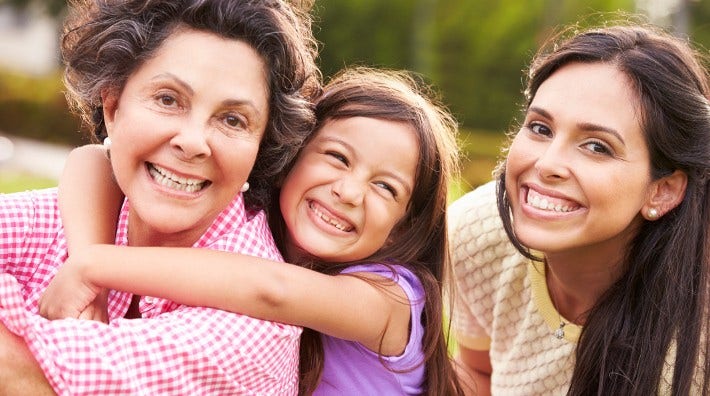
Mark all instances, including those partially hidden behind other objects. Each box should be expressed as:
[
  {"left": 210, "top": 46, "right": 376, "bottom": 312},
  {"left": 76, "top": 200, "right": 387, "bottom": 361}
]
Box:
[
  {"left": 528, "top": 106, "right": 626, "bottom": 145},
  {"left": 318, "top": 135, "right": 414, "bottom": 195},
  {"left": 151, "top": 73, "right": 264, "bottom": 119}
]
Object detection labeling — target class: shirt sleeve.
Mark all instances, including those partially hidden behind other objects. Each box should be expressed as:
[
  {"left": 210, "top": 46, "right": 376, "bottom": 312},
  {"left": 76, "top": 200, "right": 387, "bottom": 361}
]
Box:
[
  {"left": 341, "top": 263, "right": 426, "bottom": 371},
  {"left": 0, "top": 274, "right": 300, "bottom": 396},
  {"left": 0, "top": 189, "right": 62, "bottom": 280}
]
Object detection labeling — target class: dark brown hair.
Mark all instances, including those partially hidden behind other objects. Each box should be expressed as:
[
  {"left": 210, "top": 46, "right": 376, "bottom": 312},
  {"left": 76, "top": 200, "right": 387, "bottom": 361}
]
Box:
[
  {"left": 497, "top": 23, "right": 710, "bottom": 395},
  {"left": 270, "top": 67, "right": 464, "bottom": 395},
  {"left": 61, "top": 0, "right": 321, "bottom": 209}
]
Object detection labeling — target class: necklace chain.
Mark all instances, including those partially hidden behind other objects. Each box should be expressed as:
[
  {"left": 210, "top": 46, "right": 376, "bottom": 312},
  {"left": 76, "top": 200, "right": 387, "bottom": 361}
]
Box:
[{"left": 548, "top": 271, "right": 567, "bottom": 340}]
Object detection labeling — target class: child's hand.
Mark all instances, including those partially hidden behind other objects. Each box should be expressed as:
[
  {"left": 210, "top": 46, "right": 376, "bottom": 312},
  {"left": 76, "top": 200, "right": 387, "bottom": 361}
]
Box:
[
  {"left": 76, "top": 289, "right": 110, "bottom": 323},
  {"left": 39, "top": 256, "right": 107, "bottom": 322}
]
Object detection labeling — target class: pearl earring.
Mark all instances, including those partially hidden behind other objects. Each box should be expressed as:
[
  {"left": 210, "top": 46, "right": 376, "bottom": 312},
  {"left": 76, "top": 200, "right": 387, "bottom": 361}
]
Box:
[
  {"left": 647, "top": 207, "right": 659, "bottom": 219},
  {"left": 240, "top": 182, "right": 250, "bottom": 193},
  {"left": 103, "top": 137, "right": 112, "bottom": 149}
]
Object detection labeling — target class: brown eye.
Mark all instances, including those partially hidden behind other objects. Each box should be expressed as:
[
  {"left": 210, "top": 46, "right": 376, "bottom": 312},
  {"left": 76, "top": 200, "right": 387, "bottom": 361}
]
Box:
[
  {"left": 224, "top": 115, "right": 244, "bottom": 128},
  {"left": 158, "top": 95, "right": 177, "bottom": 107},
  {"left": 583, "top": 141, "right": 613, "bottom": 156}
]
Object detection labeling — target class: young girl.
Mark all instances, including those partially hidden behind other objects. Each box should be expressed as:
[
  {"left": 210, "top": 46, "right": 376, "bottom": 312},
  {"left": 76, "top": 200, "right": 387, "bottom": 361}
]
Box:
[
  {"left": 449, "top": 23, "right": 709, "bottom": 395},
  {"left": 40, "top": 67, "right": 465, "bottom": 395}
]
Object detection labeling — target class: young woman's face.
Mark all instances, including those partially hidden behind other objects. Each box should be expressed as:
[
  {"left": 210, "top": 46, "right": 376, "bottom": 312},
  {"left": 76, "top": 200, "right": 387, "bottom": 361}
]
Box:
[
  {"left": 505, "top": 62, "right": 653, "bottom": 256},
  {"left": 279, "top": 116, "right": 419, "bottom": 262},
  {"left": 104, "top": 28, "right": 269, "bottom": 246}
]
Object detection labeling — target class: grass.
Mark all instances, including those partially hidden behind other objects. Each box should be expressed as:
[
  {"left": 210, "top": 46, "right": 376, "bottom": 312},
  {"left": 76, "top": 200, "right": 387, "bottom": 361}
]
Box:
[{"left": 0, "top": 170, "right": 57, "bottom": 193}]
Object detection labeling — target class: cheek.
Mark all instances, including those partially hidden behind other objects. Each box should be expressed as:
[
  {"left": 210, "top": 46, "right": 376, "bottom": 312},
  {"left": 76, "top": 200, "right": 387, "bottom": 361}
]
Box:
[
  {"left": 505, "top": 136, "right": 535, "bottom": 174},
  {"left": 225, "top": 141, "right": 262, "bottom": 176}
]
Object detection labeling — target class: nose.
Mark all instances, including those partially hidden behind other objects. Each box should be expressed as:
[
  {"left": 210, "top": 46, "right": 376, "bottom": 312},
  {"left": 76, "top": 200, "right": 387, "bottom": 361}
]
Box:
[
  {"left": 534, "top": 140, "right": 571, "bottom": 181},
  {"left": 170, "top": 120, "right": 211, "bottom": 161},
  {"left": 331, "top": 176, "right": 365, "bottom": 206}
]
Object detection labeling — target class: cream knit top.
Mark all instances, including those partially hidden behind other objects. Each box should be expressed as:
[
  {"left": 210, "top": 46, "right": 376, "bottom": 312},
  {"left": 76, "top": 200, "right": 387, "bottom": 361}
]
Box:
[{"left": 448, "top": 181, "right": 700, "bottom": 395}]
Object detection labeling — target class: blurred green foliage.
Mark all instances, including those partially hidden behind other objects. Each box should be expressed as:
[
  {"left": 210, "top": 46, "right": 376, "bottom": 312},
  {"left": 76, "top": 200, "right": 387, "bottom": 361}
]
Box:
[
  {"left": 0, "top": 70, "right": 87, "bottom": 146},
  {"left": 314, "top": 0, "right": 643, "bottom": 133},
  {"left": 2, "top": 0, "right": 709, "bottom": 193}
]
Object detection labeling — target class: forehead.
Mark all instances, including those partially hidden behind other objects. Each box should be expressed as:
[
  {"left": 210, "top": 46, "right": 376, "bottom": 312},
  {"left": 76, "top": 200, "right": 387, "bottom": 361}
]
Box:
[
  {"left": 532, "top": 62, "right": 642, "bottom": 134},
  {"left": 128, "top": 28, "right": 270, "bottom": 108},
  {"left": 315, "top": 116, "right": 419, "bottom": 173}
]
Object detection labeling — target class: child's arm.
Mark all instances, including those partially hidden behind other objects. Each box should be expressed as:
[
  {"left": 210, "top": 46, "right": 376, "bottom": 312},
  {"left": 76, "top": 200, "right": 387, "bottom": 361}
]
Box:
[
  {"left": 56, "top": 144, "right": 124, "bottom": 322},
  {"left": 40, "top": 245, "right": 412, "bottom": 356},
  {"left": 59, "top": 144, "right": 123, "bottom": 254}
]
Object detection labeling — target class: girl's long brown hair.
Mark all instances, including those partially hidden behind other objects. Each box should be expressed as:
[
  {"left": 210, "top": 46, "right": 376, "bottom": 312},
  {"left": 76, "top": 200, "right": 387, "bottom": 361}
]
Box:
[{"left": 270, "top": 67, "right": 464, "bottom": 395}]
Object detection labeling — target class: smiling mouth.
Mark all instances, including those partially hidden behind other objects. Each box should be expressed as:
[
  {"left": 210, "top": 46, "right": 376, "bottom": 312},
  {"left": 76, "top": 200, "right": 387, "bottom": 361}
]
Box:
[
  {"left": 147, "top": 163, "right": 210, "bottom": 193},
  {"left": 308, "top": 200, "right": 354, "bottom": 232},
  {"left": 526, "top": 188, "right": 580, "bottom": 213}
]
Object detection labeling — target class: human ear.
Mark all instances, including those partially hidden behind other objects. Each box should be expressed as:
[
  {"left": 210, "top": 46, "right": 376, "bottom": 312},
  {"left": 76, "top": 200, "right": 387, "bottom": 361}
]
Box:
[
  {"left": 642, "top": 170, "right": 687, "bottom": 220},
  {"left": 101, "top": 89, "right": 119, "bottom": 140}
]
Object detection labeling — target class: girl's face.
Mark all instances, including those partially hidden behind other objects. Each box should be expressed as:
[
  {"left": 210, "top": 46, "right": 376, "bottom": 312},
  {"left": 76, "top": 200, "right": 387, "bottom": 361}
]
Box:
[
  {"left": 104, "top": 28, "right": 269, "bottom": 247},
  {"left": 279, "top": 116, "right": 419, "bottom": 262},
  {"left": 505, "top": 62, "right": 654, "bottom": 257}
]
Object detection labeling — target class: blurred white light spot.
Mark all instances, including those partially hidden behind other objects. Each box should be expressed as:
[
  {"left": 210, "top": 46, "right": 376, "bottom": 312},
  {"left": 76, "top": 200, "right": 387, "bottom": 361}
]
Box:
[{"left": 0, "top": 136, "right": 14, "bottom": 162}]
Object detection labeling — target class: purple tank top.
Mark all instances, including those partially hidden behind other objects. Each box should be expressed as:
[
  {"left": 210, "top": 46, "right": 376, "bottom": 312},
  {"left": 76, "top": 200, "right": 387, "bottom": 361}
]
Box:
[{"left": 313, "top": 263, "right": 426, "bottom": 395}]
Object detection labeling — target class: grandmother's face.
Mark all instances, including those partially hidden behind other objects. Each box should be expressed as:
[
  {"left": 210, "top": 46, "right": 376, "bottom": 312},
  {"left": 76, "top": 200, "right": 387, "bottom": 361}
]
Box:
[{"left": 103, "top": 28, "right": 269, "bottom": 246}]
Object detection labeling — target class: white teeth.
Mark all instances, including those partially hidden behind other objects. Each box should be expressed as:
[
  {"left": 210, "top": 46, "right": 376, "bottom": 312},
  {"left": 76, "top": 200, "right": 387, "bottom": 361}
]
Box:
[
  {"left": 310, "top": 202, "right": 353, "bottom": 232},
  {"left": 527, "top": 190, "right": 576, "bottom": 212},
  {"left": 149, "top": 164, "right": 207, "bottom": 193}
]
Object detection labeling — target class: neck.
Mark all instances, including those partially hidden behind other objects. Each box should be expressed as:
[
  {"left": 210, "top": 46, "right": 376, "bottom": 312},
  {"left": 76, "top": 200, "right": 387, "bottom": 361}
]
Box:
[
  {"left": 127, "top": 212, "right": 204, "bottom": 247},
  {"left": 545, "top": 247, "right": 625, "bottom": 325}
]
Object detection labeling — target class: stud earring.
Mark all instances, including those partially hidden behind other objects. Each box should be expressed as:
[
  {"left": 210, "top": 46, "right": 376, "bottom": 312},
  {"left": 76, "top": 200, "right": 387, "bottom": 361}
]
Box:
[
  {"left": 103, "top": 137, "right": 112, "bottom": 149},
  {"left": 240, "top": 182, "right": 250, "bottom": 193},
  {"left": 647, "top": 207, "right": 659, "bottom": 219}
]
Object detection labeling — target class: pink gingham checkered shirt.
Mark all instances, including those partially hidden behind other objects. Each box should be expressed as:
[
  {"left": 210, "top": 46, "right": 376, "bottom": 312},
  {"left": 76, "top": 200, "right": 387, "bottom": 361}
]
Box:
[{"left": 0, "top": 188, "right": 301, "bottom": 395}]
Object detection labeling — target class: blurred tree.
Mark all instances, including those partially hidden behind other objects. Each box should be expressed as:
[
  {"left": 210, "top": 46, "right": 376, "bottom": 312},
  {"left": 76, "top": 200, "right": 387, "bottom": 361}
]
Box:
[
  {"left": 0, "top": 0, "right": 705, "bottom": 148},
  {"left": 689, "top": 0, "right": 710, "bottom": 50},
  {"left": 315, "top": 0, "right": 637, "bottom": 133}
]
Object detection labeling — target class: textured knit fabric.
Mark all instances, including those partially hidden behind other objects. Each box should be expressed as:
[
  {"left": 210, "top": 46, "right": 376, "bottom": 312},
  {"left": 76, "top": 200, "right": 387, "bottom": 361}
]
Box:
[
  {"left": 449, "top": 181, "right": 705, "bottom": 395},
  {"left": 0, "top": 188, "right": 301, "bottom": 395},
  {"left": 314, "top": 264, "right": 426, "bottom": 395},
  {"left": 449, "top": 181, "right": 577, "bottom": 395}
]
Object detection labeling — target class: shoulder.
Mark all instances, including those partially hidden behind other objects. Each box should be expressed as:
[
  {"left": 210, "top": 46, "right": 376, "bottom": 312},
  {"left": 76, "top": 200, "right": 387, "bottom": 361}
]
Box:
[
  {"left": 199, "top": 195, "right": 282, "bottom": 261},
  {"left": 0, "top": 188, "right": 60, "bottom": 230},
  {"left": 448, "top": 181, "right": 502, "bottom": 249},
  {"left": 340, "top": 264, "right": 423, "bottom": 297},
  {"left": 448, "top": 181, "right": 515, "bottom": 274}
]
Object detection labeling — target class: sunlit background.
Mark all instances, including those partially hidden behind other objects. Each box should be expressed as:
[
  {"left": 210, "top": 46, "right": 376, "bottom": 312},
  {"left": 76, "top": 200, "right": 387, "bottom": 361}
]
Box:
[{"left": 1, "top": 0, "right": 708, "bottom": 196}]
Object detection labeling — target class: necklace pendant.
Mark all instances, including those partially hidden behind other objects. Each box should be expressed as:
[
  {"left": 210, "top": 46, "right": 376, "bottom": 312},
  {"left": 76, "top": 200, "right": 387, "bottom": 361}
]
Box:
[{"left": 554, "top": 322, "right": 565, "bottom": 339}]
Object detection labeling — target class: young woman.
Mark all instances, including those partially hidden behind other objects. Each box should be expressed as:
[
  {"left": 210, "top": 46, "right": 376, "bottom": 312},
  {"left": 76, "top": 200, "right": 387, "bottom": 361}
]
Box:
[
  {"left": 449, "top": 24, "right": 709, "bottom": 395},
  {"left": 41, "top": 68, "right": 465, "bottom": 395},
  {"left": 0, "top": 0, "right": 320, "bottom": 394}
]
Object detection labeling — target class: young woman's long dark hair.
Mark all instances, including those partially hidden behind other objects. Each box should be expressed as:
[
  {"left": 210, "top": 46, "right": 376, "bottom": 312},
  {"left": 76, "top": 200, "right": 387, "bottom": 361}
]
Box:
[
  {"left": 497, "top": 24, "right": 710, "bottom": 395},
  {"left": 270, "top": 67, "right": 464, "bottom": 395}
]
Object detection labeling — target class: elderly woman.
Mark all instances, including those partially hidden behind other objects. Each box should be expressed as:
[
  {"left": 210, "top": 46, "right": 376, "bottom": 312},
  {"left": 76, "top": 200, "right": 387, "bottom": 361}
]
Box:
[{"left": 0, "top": 0, "right": 320, "bottom": 394}]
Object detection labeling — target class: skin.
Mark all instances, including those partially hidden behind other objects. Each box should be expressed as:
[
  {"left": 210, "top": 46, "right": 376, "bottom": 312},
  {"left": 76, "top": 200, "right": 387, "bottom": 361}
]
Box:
[
  {"left": 0, "top": 27, "right": 271, "bottom": 391},
  {"left": 104, "top": 28, "right": 269, "bottom": 248},
  {"left": 457, "top": 62, "right": 688, "bottom": 395},
  {"left": 280, "top": 116, "right": 418, "bottom": 263},
  {"left": 40, "top": 115, "right": 421, "bottom": 356}
]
